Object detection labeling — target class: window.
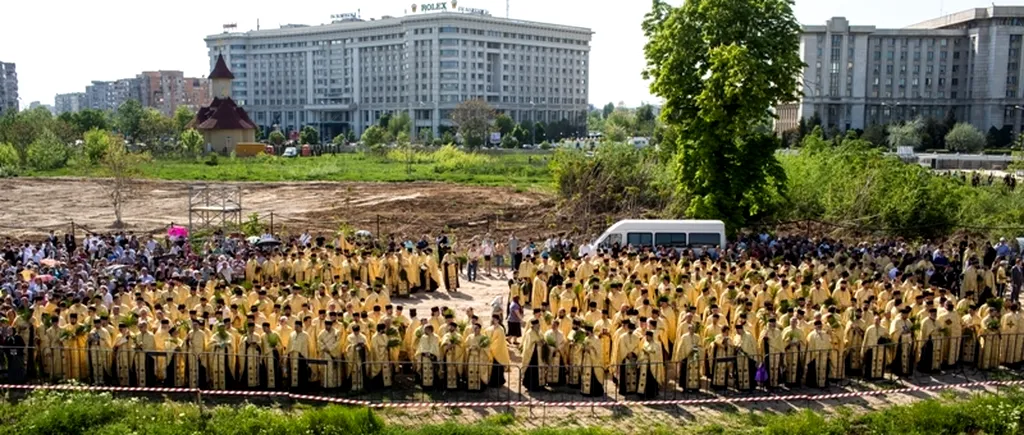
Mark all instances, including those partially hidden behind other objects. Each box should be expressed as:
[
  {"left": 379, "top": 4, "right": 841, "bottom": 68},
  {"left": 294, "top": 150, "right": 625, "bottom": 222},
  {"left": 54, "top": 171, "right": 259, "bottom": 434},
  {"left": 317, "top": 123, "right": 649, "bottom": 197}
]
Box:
[
  {"left": 599, "top": 233, "right": 622, "bottom": 248},
  {"left": 688, "top": 233, "right": 721, "bottom": 246},
  {"left": 654, "top": 233, "right": 687, "bottom": 248},
  {"left": 626, "top": 232, "right": 653, "bottom": 247}
]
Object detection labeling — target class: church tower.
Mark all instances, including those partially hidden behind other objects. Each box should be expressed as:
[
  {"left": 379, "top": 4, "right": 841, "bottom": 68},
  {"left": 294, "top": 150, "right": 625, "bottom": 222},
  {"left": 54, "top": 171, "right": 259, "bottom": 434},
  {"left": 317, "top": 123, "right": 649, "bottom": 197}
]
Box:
[{"left": 209, "top": 53, "right": 234, "bottom": 98}]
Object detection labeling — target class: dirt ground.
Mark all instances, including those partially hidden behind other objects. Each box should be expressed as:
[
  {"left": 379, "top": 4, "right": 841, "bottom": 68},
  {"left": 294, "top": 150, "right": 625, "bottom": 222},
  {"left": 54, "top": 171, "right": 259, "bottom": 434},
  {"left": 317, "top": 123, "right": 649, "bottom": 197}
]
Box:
[{"left": 0, "top": 178, "right": 560, "bottom": 241}]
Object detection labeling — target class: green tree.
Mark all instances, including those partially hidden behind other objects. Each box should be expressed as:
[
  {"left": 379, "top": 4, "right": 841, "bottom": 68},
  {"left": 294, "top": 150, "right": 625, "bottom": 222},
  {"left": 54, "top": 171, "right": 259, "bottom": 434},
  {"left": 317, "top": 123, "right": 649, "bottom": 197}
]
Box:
[
  {"left": 635, "top": 104, "right": 656, "bottom": 136},
  {"left": 268, "top": 130, "right": 286, "bottom": 146},
  {"left": 534, "top": 122, "right": 546, "bottom": 143},
  {"left": 115, "top": 100, "right": 145, "bottom": 142},
  {"left": 642, "top": 0, "right": 802, "bottom": 231},
  {"left": 441, "top": 130, "right": 455, "bottom": 145},
  {"left": 361, "top": 125, "right": 388, "bottom": 147},
  {"left": 602, "top": 102, "right": 615, "bottom": 119},
  {"left": 986, "top": 125, "right": 1014, "bottom": 149},
  {"left": 0, "top": 142, "right": 19, "bottom": 174},
  {"left": 25, "top": 129, "right": 70, "bottom": 170},
  {"left": 500, "top": 134, "right": 519, "bottom": 149},
  {"left": 387, "top": 112, "right": 411, "bottom": 139},
  {"left": 138, "top": 108, "right": 174, "bottom": 145},
  {"left": 887, "top": 119, "right": 923, "bottom": 150},
  {"left": 172, "top": 106, "right": 195, "bottom": 134},
  {"left": 495, "top": 113, "right": 515, "bottom": 137},
  {"left": 69, "top": 109, "right": 110, "bottom": 134},
  {"left": 83, "top": 128, "right": 113, "bottom": 164},
  {"left": 332, "top": 133, "right": 347, "bottom": 146},
  {"left": 945, "top": 122, "right": 986, "bottom": 153},
  {"left": 513, "top": 122, "right": 531, "bottom": 145},
  {"left": 102, "top": 137, "right": 149, "bottom": 228},
  {"left": 861, "top": 123, "right": 889, "bottom": 148},
  {"left": 587, "top": 110, "right": 605, "bottom": 133},
  {"left": 300, "top": 126, "right": 319, "bottom": 144},
  {"left": 451, "top": 99, "right": 495, "bottom": 148},
  {"left": 179, "top": 128, "right": 205, "bottom": 156},
  {"left": 418, "top": 127, "right": 434, "bottom": 144},
  {"left": 603, "top": 123, "right": 628, "bottom": 143}
]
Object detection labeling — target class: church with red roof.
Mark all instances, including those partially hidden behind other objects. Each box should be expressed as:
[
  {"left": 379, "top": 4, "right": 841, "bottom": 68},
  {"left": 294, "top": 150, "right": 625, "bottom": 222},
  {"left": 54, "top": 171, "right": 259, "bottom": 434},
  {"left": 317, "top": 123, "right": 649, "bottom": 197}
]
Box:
[{"left": 188, "top": 54, "right": 256, "bottom": 154}]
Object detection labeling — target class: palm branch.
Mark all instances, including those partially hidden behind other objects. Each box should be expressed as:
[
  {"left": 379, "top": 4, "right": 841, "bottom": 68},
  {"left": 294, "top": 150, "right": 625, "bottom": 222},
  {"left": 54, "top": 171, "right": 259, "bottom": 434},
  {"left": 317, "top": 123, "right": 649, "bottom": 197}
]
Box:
[
  {"left": 478, "top": 335, "right": 492, "bottom": 349},
  {"left": 266, "top": 333, "right": 281, "bottom": 348},
  {"left": 387, "top": 337, "right": 402, "bottom": 349},
  {"left": 120, "top": 313, "right": 139, "bottom": 329}
]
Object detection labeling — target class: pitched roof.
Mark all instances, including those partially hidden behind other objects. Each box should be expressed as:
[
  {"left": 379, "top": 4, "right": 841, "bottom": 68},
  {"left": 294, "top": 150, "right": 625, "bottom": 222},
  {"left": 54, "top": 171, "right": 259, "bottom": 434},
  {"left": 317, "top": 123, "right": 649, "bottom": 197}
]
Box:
[
  {"left": 208, "top": 54, "right": 235, "bottom": 80},
  {"left": 191, "top": 97, "right": 255, "bottom": 131}
]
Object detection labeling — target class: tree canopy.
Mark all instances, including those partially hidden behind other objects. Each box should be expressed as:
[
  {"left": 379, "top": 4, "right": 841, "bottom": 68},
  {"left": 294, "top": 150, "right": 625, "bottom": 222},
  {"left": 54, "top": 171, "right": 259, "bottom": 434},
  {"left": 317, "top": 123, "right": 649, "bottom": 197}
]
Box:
[
  {"left": 451, "top": 99, "right": 495, "bottom": 148},
  {"left": 642, "top": 0, "right": 803, "bottom": 232},
  {"left": 945, "top": 122, "right": 985, "bottom": 153}
]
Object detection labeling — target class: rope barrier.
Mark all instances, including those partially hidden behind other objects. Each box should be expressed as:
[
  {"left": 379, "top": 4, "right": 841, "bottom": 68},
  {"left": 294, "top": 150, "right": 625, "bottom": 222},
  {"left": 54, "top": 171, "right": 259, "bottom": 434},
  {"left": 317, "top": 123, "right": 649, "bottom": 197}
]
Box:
[{"left": 1, "top": 379, "right": 1021, "bottom": 408}]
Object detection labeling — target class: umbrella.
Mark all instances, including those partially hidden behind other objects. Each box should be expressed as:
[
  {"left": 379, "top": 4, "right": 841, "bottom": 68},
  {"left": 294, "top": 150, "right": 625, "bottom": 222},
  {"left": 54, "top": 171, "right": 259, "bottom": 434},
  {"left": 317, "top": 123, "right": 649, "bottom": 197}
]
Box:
[
  {"left": 256, "top": 238, "right": 282, "bottom": 248},
  {"left": 168, "top": 226, "right": 188, "bottom": 239},
  {"left": 36, "top": 275, "right": 56, "bottom": 283},
  {"left": 40, "top": 259, "right": 62, "bottom": 267},
  {"left": 355, "top": 230, "right": 372, "bottom": 238},
  {"left": 247, "top": 236, "right": 261, "bottom": 244}
]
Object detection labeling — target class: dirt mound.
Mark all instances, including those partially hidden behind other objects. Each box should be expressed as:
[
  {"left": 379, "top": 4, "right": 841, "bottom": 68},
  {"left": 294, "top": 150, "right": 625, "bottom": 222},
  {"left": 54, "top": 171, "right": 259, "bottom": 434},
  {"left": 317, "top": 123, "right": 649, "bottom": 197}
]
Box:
[{"left": 0, "top": 178, "right": 560, "bottom": 241}]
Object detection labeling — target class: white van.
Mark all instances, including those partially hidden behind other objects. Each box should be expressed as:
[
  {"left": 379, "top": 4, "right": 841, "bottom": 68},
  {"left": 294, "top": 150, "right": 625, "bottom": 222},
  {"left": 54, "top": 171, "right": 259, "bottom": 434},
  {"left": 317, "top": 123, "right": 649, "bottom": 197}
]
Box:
[{"left": 591, "top": 219, "right": 726, "bottom": 252}]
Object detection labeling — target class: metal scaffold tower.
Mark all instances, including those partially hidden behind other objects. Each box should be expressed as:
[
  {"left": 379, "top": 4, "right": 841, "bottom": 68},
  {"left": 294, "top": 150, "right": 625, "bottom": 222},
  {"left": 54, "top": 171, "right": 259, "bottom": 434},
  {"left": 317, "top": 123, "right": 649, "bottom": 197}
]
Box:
[{"left": 187, "top": 184, "right": 242, "bottom": 233}]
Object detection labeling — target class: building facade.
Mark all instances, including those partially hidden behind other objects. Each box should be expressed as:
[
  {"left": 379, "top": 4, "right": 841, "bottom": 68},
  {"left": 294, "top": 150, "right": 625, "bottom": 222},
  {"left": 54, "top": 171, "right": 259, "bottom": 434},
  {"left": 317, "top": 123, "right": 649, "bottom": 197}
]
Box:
[
  {"left": 137, "top": 71, "right": 213, "bottom": 116},
  {"left": 55, "top": 93, "right": 87, "bottom": 115},
  {"left": 204, "top": 9, "right": 592, "bottom": 140},
  {"left": 0, "top": 62, "right": 18, "bottom": 116},
  {"left": 791, "top": 6, "right": 1024, "bottom": 136},
  {"left": 84, "top": 79, "right": 138, "bottom": 112}
]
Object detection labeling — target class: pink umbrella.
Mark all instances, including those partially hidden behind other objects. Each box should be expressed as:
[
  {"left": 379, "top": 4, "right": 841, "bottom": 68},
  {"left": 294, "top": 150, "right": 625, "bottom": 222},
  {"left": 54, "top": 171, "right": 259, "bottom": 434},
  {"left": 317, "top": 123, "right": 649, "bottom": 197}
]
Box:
[
  {"left": 168, "top": 226, "right": 189, "bottom": 238},
  {"left": 36, "top": 275, "right": 55, "bottom": 283}
]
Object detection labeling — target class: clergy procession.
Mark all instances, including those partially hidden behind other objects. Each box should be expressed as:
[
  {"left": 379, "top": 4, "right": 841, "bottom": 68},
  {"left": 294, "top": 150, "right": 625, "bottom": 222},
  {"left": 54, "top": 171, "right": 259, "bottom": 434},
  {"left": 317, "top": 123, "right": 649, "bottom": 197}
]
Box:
[{"left": 0, "top": 229, "right": 1023, "bottom": 401}]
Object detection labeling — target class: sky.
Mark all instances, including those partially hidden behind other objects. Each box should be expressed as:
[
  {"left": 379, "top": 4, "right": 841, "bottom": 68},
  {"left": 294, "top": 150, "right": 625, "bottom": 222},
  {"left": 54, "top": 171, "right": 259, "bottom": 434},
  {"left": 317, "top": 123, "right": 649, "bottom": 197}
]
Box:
[{"left": 3, "top": 0, "right": 1023, "bottom": 109}]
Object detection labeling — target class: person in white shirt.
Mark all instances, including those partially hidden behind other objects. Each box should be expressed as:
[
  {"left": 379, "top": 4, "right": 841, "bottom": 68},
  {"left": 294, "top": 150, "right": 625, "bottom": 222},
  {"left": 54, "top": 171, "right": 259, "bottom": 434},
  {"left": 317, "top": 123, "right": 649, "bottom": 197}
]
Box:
[{"left": 481, "top": 234, "right": 495, "bottom": 277}]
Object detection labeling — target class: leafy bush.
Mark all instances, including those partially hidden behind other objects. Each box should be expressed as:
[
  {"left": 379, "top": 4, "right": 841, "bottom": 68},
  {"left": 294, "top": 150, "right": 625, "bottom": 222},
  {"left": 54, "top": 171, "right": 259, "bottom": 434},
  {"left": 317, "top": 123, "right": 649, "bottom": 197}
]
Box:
[
  {"left": 205, "top": 154, "right": 219, "bottom": 166},
  {"left": 25, "top": 129, "right": 70, "bottom": 170},
  {"left": 83, "top": 128, "right": 111, "bottom": 164},
  {"left": 0, "top": 142, "right": 20, "bottom": 171},
  {"left": 945, "top": 122, "right": 985, "bottom": 153}
]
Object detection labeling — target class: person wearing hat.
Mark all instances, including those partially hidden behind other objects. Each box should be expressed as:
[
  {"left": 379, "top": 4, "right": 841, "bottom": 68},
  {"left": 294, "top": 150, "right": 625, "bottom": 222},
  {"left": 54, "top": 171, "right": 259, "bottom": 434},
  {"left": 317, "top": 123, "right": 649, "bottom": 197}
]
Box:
[
  {"left": 578, "top": 325, "right": 604, "bottom": 397},
  {"left": 314, "top": 318, "right": 341, "bottom": 391},
  {"left": 110, "top": 322, "right": 134, "bottom": 386},
  {"left": 415, "top": 324, "right": 440, "bottom": 389},
  {"left": 757, "top": 317, "right": 784, "bottom": 388},
  {"left": 609, "top": 321, "right": 640, "bottom": 395},
  {"left": 888, "top": 307, "right": 914, "bottom": 376},
  {"left": 706, "top": 324, "right": 733, "bottom": 390},
  {"left": 61, "top": 312, "right": 88, "bottom": 381},
  {"left": 208, "top": 322, "right": 236, "bottom": 390},
  {"left": 287, "top": 319, "right": 313, "bottom": 390},
  {"left": 86, "top": 317, "right": 112, "bottom": 385},
  {"left": 804, "top": 320, "right": 832, "bottom": 388},
  {"left": 368, "top": 322, "right": 394, "bottom": 389},
  {"left": 186, "top": 318, "right": 208, "bottom": 389},
  {"left": 260, "top": 322, "right": 283, "bottom": 389},
  {"left": 520, "top": 318, "right": 545, "bottom": 391},
  {"left": 438, "top": 322, "right": 464, "bottom": 390},
  {"left": 239, "top": 321, "right": 263, "bottom": 389},
  {"left": 915, "top": 307, "right": 942, "bottom": 374},
  {"left": 637, "top": 329, "right": 664, "bottom": 399}
]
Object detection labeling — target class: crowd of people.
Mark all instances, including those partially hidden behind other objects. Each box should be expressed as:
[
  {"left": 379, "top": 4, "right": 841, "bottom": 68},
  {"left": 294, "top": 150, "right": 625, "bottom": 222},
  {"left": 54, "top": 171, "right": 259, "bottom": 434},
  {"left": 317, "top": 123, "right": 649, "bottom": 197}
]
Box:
[{"left": 0, "top": 227, "right": 1022, "bottom": 399}]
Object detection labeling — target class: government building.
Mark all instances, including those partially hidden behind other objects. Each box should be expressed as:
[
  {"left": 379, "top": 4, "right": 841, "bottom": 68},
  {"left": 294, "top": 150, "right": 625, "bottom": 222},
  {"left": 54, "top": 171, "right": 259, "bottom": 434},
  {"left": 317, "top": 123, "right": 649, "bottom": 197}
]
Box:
[
  {"left": 204, "top": 7, "right": 592, "bottom": 140},
  {"left": 781, "top": 6, "right": 1024, "bottom": 136}
]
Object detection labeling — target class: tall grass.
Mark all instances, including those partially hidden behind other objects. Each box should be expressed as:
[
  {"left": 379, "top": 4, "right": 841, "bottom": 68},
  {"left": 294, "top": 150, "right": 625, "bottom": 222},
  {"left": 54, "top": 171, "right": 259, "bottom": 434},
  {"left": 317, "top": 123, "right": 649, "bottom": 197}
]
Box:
[
  {"left": 3, "top": 389, "right": 1024, "bottom": 435},
  {"left": 28, "top": 147, "right": 553, "bottom": 189}
]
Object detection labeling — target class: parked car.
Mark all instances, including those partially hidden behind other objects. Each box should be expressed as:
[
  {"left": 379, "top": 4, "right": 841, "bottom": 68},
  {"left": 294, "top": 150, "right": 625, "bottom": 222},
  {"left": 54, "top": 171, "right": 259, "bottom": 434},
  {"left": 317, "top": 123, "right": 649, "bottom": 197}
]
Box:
[{"left": 282, "top": 146, "right": 298, "bottom": 158}]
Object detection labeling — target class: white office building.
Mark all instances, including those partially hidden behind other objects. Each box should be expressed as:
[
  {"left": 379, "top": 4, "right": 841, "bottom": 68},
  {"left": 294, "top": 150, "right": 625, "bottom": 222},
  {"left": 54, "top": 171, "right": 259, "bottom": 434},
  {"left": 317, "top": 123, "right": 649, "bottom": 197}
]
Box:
[
  {"left": 204, "top": 8, "right": 592, "bottom": 140},
  {"left": 793, "top": 6, "right": 1024, "bottom": 135}
]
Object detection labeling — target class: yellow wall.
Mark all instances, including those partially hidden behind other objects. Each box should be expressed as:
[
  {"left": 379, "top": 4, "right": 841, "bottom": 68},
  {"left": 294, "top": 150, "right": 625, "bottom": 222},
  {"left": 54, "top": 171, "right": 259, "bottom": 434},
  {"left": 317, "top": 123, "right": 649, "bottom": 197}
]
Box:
[
  {"left": 234, "top": 143, "right": 267, "bottom": 157},
  {"left": 202, "top": 129, "right": 257, "bottom": 154}
]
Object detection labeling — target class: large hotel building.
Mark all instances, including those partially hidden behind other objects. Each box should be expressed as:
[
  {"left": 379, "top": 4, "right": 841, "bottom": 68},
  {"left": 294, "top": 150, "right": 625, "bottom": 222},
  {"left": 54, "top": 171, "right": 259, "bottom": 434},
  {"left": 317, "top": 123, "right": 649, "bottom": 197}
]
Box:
[
  {"left": 204, "top": 7, "right": 592, "bottom": 139},
  {"left": 781, "top": 6, "right": 1024, "bottom": 136}
]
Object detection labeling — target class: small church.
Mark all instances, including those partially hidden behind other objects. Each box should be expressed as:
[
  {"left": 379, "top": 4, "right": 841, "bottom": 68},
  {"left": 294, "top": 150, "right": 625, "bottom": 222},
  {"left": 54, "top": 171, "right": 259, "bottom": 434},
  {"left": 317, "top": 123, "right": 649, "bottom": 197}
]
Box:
[{"left": 189, "top": 54, "right": 257, "bottom": 154}]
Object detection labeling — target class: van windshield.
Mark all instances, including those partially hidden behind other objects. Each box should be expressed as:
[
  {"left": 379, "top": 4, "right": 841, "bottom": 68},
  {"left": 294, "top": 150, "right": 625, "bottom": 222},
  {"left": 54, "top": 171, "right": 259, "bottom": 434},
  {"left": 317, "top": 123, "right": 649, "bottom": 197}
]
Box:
[{"left": 599, "top": 233, "right": 622, "bottom": 248}]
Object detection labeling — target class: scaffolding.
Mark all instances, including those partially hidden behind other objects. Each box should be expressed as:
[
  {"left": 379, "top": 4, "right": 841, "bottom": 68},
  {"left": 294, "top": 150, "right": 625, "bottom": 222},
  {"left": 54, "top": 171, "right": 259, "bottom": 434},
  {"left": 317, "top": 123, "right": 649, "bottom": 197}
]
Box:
[{"left": 187, "top": 184, "right": 242, "bottom": 234}]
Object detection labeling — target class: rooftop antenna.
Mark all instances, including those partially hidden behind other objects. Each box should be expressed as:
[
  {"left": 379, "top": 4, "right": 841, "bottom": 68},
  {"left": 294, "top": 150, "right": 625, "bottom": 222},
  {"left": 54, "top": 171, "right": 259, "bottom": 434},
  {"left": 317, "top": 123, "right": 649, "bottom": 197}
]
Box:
[
  {"left": 506, "top": 0, "right": 509, "bottom": 18},
  {"left": 257, "top": 19, "right": 260, "bottom": 30}
]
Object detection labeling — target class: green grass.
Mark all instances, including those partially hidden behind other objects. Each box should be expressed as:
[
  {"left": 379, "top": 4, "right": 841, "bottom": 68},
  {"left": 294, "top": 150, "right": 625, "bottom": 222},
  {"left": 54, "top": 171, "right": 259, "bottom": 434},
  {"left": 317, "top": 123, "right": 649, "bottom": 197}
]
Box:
[
  {"left": 29, "top": 147, "right": 554, "bottom": 189},
  {"left": 4, "top": 389, "right": 1024, "bottom": 435}
]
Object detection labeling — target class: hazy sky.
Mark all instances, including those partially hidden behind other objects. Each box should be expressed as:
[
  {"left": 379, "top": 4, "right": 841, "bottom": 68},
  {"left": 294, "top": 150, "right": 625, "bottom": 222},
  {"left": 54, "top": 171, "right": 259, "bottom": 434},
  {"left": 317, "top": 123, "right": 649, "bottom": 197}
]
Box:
[{"left": 2, "top": 0, "right": 1021, "bottom": 108}]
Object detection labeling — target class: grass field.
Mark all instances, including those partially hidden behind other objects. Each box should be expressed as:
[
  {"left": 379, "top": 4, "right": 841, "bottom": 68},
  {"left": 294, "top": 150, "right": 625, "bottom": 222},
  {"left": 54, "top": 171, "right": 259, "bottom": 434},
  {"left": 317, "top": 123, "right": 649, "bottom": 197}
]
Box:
[
  {"left": 30, "top": 147, "right": 554, "bottom": 189},
  {"left": 4, "top": 388, "right": 1024, "bottom": 435}
]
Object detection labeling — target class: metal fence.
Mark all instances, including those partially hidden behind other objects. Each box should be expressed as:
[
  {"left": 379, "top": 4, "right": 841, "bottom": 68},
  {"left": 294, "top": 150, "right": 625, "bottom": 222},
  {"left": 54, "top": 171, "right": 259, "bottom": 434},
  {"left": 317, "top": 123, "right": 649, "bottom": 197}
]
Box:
[{"left": 0, "top": 331, "right": 1020, "bottom": 404}]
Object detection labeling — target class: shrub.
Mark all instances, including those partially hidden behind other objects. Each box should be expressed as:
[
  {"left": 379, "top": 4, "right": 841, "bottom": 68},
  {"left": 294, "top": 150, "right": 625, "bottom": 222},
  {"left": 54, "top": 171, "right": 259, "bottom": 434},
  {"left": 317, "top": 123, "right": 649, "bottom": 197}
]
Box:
[
  {"left": 25, "top": 129, "right": 70, "bottom": 171},
  {"left": 0, "top": 142, "right": 20, "bottom": 171},
  {"left": 83, "top": 128, "right": 111, "bottom": 164}
]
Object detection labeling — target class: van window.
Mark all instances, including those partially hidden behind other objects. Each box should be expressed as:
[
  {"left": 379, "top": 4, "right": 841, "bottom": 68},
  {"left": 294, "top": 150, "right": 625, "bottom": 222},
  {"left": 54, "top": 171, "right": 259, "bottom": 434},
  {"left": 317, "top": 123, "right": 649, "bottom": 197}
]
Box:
[
  {"left": 627, "top": 232, "right": 653, "bottom": 247},
  {"left": 654, "top": 232, "right": 687, "bottom": 247},
  {"left": 688, "top": 232, "right": 721, "bottom": 246},
  {"left": 600, "top": 233, "right": 622, "bottom": 248}
]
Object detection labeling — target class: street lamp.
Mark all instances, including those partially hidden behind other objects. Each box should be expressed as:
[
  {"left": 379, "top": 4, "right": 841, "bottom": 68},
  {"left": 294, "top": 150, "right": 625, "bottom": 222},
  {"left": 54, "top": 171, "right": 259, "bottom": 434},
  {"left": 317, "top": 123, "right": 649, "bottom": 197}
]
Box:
[{"left": 529, "top": 100, "right": 536, "bottom": 146}]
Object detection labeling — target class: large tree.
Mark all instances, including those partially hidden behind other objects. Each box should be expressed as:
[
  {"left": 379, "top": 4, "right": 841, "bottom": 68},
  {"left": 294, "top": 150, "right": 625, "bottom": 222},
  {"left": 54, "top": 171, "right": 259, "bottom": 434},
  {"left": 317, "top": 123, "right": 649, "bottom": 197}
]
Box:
[
  {"left": 945, "top": 122, "right": 985, "bottom": 153},
  {"left": 642, "top": 0, "right": 802, "bottom": 231},
  {"left": 115, "top": 100, "right": 145, "bottom": 142},
  {"left": 495, "top": 113, "right": 515, "bottom": 137},
  {"left": 451, "top": 99, "right": 495, "bottom": 148},
  {"left": 172, "top": 106, "right": 195, "bottom": 134}
]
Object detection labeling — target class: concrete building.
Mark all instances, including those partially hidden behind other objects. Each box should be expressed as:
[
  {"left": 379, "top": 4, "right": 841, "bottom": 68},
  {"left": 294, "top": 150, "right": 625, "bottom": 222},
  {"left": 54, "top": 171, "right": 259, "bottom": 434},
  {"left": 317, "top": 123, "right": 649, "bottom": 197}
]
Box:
[
  {"left": 204, "top": 7, "right": 592, "bottom": 140},
  {"left": 789, "top": 6, "right": 1024, "bottom": 136},
  {"left": 0, "top": 62, "right": 18, "bottom": 116},
  {"left": 27, "top": 101, "right": 55, "bottom": 114},
  {"left": 137, "top": 71, "right": 213, "bottom": 116},
  {"left": 85, "top": 78, "right": 138, "bottom": 112},
  {"left": 55, "top": 93, "right": 87, "bottom": 115}
]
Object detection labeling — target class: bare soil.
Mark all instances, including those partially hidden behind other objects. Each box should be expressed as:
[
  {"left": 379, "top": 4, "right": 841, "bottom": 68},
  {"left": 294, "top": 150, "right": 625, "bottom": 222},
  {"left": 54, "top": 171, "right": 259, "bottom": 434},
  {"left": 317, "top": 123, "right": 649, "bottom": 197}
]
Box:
[{"left": 0, "top": 178, "right": 559, "bottom": 240}]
